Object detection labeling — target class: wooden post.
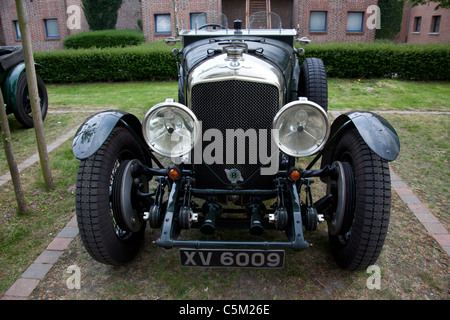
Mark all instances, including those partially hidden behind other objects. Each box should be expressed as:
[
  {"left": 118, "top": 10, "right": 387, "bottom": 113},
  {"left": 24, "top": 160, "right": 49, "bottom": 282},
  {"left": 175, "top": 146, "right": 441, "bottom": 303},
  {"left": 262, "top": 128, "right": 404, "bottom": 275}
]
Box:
[
  {"left": 0, "top": 91, "right": 28, "bottom": 213},
  {"left": 14, "top": 0, "right": 53, "bottom": 190}
]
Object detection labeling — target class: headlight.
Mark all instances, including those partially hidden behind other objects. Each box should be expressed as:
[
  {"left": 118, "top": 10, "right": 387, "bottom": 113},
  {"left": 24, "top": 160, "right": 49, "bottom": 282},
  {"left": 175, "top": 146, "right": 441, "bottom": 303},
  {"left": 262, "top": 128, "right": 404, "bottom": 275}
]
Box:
[
  {"left": 273, "top": 99, "right": 330, "bottom": 157},
  {"left": 142, "top": 100, "right": 200, "bottom": 157}
]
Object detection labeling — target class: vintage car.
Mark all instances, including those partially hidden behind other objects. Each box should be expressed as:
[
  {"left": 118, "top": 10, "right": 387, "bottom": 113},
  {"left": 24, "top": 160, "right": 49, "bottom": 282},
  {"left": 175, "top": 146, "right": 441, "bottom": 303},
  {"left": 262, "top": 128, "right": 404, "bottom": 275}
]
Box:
[
  {"left": 73, "top": 12, "right": 400, "bottom": 270},
  {"left": 0, "top": 46, "right": 48, "bottom": 128}
]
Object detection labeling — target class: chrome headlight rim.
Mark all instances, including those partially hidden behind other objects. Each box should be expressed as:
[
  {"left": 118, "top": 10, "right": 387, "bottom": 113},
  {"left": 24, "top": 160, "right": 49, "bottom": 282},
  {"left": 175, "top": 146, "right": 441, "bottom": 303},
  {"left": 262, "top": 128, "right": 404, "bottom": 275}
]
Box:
[
  {"left": 273, "top": 99, "right": 330, "bottom": 158},
  {"left": 142, "top": 101, "right": 200, "bottom": 158}
]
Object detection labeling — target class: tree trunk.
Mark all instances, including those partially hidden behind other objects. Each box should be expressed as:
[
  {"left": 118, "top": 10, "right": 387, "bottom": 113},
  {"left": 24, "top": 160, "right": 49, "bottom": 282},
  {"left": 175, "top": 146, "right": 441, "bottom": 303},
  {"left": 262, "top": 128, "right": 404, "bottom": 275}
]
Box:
[
  {"left": 15, "top": 0, "right": 53, "bottom": 190},
  {"left": 0, "top": 92, "right": 28, "bottom": 213}
]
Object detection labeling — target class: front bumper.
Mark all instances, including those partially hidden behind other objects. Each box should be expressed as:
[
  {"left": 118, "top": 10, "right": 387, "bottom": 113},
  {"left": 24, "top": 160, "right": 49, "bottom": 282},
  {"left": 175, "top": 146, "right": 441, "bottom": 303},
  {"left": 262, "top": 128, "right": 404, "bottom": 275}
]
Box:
[{"left": 154, "top": 177, "right": 310, "bottom": 251}]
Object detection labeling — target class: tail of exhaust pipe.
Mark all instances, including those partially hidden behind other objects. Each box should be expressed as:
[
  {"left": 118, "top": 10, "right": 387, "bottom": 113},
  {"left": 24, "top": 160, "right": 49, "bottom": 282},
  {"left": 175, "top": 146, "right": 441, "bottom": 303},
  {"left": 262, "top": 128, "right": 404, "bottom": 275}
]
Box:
[
  {"left": 200, "top": 201, "right": 222, "bottom": 235},
  {"left": 246, "top": 201, "right": 265, "bottom": 237}
]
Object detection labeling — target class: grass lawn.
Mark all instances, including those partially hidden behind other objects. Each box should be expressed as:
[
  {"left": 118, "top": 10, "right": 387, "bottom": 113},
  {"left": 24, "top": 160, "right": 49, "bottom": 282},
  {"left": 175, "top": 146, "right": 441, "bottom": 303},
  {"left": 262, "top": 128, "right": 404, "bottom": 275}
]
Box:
[
  {"left": 44, "top": 81, "right": 178, "bottom": 118},
  {"left": 0, "top": 79, "right": 449, "bottom": 299},
  {"left": 328, "top": 79, "right": 449, "bottom": 111}
]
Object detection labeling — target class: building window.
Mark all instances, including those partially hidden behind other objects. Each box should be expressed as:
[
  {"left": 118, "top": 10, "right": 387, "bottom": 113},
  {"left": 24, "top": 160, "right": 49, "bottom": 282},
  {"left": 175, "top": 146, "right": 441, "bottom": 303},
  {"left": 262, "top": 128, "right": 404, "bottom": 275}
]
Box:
[
  {"left": 431, "top": 15, "right": 441, "bottom": 33},
  {"left": 309, "top": 11, "right": 327, "bottom": 32},
  {"left": 45, "top": 19, "right": 60, "bottom": 38},
  {"left": 155, "top": 14, "right": 171, "bottom": 33},
  {"left": 13, "top": 20, "right": 21, "bottom": 39},
  {"left": 413, "top": 16, "right": 421, "bottom": 33},
  {"left": 190, "top": 13, "right": 207, "bottom": 29},
  {"left": 346, "top": 12, "right": 364, "bottom": 32}
]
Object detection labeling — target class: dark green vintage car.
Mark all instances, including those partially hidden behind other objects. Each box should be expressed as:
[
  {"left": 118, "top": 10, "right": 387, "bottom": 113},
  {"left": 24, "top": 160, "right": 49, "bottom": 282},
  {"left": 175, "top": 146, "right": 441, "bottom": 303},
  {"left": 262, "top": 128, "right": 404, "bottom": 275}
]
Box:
[{"left": 0, "top": 46, "right": 48, "bottom": 128}]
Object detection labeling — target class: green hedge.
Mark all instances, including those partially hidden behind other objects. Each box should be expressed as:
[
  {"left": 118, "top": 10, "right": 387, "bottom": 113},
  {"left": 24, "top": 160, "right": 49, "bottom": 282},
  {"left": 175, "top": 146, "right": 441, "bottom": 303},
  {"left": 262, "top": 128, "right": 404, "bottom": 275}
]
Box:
[
  {"left": 35, "top": 41, "right": 450, "bottom": 83},
  {"left": 300, "top": 42, "right": 450, "bottom": 81},
  {"left": 35, "top": 43, "right": 177, "bottom": 83},
  {"left": 63, "top": 30, "right": 144, "bottom": 49}
]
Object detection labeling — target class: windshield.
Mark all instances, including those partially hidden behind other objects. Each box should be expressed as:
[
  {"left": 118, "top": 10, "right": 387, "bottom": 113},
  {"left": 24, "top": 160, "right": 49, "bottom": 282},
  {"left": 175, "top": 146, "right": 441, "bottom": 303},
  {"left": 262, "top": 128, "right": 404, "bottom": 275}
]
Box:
[
  {"left": 190, "top": 11, "right": 228, "bottom": 30},
  {"left": 182, "top": 11, "right": 282, "bottom": 31},
  {"left": 249, "top": 11, "right": 282, "bottom": 29}
]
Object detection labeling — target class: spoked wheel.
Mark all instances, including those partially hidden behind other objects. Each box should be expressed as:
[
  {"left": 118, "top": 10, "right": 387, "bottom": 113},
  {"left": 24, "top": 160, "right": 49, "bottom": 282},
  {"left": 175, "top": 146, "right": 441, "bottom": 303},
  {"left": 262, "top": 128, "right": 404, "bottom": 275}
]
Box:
[
  {"left": 327, "top": 128, "right": 391, "bottom": 271},
  {"left": 76, "top": 127, "right": 149, "bottom": 266},
  {"left": 14, "top": 71, "right": 48, "bottom": 128}
]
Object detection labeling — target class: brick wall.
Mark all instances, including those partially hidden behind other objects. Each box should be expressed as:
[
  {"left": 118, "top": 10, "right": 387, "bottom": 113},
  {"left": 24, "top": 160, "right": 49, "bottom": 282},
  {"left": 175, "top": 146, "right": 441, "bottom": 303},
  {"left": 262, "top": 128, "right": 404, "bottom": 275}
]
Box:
[
  {"left": 0, "top": 0, "right": 139, "bottom": 51},
  {"left": 0, "top": 0, "right": 71, "bottom": 51},
  {"left": 0, "top": 0, "right": 384, "bottom": 51},
  {"left": 400, "top": 2, "right": 450, "bottom": 44},
  {"left": 296, "top": 0, "right": 378, "bottom": 43},
  {"left": 141, "top": 0, "right": 220, "bottom": 42},
  {"left": 116, "top": 0, "right": 142, "bottom": 30},
  {"left": 0, "top": 0, "right": 89, "bottom": 51},
  {"left": 140, "top": 0, "right": 378, "bottom": 43}
]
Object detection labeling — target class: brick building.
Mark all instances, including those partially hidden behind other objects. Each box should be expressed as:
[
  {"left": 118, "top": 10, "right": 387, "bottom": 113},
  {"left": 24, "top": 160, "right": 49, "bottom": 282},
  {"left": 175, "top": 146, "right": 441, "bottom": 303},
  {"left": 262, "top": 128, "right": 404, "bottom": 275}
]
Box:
[
  {"left": 0, "top": 0, "right": 138, "bottom": 51},
  {"left": 143, "top": 0, "right": 379, "bottom": 43},
  {"left": 0, "top": 0, "right": 81, "bottom": 51},
  {"left": 0, "top": 0, "right": 380, "bottom": 51},
  {"left": 397, "top": 1, "right": 449, "bottom": 44}
]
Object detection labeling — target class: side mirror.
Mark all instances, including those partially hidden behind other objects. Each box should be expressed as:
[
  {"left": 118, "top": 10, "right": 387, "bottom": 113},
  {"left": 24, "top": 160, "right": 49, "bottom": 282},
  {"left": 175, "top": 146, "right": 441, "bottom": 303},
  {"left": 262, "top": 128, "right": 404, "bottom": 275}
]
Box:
[
  {"left": 164, "top": 37, "right": 181, "bottom": 46},
  {"left": 296, "top": 37, "right": 311, "bottom": 46}
]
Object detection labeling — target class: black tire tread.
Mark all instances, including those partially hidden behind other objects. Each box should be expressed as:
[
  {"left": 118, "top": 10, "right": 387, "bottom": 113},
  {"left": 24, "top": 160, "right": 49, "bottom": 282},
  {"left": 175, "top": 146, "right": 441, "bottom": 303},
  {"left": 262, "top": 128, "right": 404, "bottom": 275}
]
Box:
[
  {"left": 298, "top": 57, "right": 328, "bottom": 110},
  {"left": 329, "top": 128, "right": 391, "bottom": 271},
  {"left": 75, "top": 127, "right": 145, "bottom": 265}
]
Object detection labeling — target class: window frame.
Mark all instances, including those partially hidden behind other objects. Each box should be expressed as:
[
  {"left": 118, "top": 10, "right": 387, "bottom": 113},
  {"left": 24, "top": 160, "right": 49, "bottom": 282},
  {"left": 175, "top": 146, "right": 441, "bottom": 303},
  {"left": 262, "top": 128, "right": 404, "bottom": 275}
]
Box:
[
  {"left": 430, "top": 15, "right": 441, "bottom": 34},
  {"left": 154, "top": 13, "right": 171, "bottom": 34},
  {"left": 13, "top": 20, "right": 21, "bottom": 40},
  {"left": 309, "top": 11, "right": 327, "bottom": 32},
  {"left": 413, "top": 16, "right": 422, "bottom": 33},
  {"left": 44, "top": 18, "right": 60, "bottom": 38},
  {"left": 346, "top": 11, "right": 365, "bottom": 33}
]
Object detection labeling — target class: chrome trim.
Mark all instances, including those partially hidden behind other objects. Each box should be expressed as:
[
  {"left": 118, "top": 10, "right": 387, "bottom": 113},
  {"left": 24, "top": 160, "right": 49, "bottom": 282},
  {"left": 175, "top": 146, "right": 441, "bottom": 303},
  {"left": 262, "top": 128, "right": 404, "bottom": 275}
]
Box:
[
  {"left": 187, "top": 53, "right": 284, "bottom": 108},
  {"left": 142, "top": 101, "right": 201, "bottom": 158},
  {"left": 273, "top": 99, "right": 331, "bottom": 157}
]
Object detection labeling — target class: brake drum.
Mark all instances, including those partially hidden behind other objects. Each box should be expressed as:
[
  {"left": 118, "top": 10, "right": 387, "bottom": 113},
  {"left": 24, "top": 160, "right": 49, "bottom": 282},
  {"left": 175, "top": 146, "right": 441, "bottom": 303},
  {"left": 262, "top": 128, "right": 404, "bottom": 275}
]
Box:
[{"left": 326, "top": 161, "right": 355, "bottom": 236}]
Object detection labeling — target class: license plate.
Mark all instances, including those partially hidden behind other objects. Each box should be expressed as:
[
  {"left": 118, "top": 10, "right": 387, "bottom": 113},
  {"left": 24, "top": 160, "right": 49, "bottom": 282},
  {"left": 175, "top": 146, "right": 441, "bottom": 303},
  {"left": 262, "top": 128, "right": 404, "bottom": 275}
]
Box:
[{"left": 180, "top": 248, "right": 285, "bottom": 269}]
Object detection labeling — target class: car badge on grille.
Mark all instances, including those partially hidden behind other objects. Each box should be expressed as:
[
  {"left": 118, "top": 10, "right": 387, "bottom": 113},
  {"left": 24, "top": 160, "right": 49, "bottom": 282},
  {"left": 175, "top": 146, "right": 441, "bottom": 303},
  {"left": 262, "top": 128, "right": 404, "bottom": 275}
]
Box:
[{"left": 225, "top": 168, "right": 244, "bottom": 184}]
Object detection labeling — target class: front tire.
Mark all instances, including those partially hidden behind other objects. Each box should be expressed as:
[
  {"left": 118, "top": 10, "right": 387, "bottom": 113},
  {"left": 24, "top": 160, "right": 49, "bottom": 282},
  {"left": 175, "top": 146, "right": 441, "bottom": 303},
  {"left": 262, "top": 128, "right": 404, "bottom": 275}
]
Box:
[
  {"left": 76, "top": 127, "right": 147, "bottom": 266},
  {"left": 328, "top": 128, "right": 391, "bottom": 271}
]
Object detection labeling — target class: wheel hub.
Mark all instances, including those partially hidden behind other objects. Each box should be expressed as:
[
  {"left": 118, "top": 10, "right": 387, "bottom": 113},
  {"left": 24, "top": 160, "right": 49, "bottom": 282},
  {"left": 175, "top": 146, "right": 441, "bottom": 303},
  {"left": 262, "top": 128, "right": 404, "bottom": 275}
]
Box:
[
  {"left": 327, "top": 161, "right": 355, "bottom": 236},
  {"left": 111, "top": 159, "right": 144, "bottom": 233}
]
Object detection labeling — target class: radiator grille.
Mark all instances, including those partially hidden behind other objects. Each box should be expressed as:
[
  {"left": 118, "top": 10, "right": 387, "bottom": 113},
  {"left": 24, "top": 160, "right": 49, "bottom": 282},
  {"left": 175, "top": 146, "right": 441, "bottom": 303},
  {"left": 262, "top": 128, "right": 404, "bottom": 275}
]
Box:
[{"left": 191, "top": 80, "right": 280, "bottom": 189}]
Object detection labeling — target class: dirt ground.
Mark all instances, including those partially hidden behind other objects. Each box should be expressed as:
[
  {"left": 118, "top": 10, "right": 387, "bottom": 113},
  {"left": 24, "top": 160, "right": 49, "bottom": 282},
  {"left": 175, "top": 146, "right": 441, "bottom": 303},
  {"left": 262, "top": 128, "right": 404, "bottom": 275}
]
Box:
[{"left": 28, "top": 190, "right": 449, "bottom": 301}]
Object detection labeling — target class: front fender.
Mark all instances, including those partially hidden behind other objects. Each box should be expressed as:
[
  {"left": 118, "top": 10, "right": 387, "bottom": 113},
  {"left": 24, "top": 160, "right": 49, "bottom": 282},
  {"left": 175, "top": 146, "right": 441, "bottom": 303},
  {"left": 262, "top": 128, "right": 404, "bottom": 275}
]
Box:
[
  {"left": 322, "top": 111, "right": 400, "bottom": 166},
  {"left": 3, "top": 62, "right": 43, "bottom": 114},
  {"left": 72, "top": 110, "right": 145, "bottom": 160}
]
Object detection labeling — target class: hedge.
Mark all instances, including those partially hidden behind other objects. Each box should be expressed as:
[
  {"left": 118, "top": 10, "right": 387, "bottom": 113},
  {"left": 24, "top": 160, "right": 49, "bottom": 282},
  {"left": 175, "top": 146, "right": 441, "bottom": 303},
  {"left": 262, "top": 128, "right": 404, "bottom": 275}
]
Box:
[
  {"left": 63, "top": 30, "right": 144, "bottom": 49},
  {"left": 35, "top": 43, "right": 178, "bottom": 83},
  {"left": 300, "top": 42, "right": 450, "bottom": 81},
  {"left": 35, "top": 41, "right": 450, "bottom": 83}
]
